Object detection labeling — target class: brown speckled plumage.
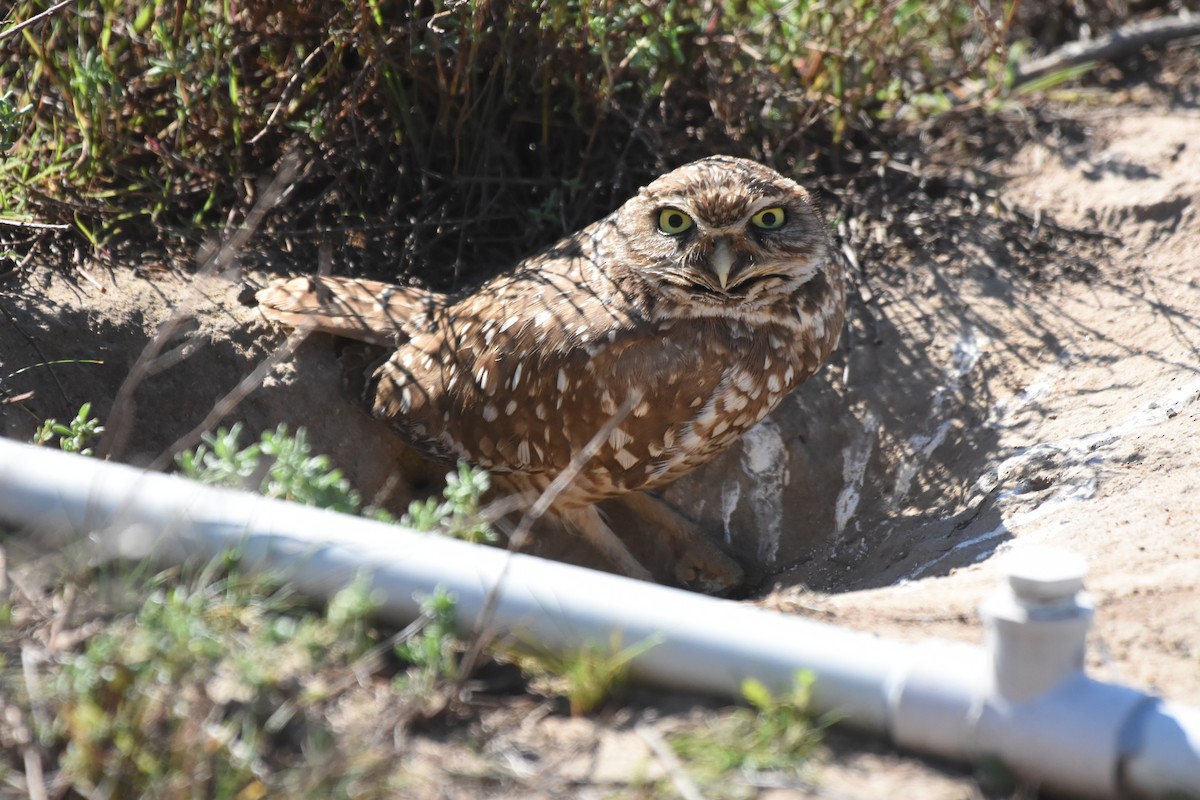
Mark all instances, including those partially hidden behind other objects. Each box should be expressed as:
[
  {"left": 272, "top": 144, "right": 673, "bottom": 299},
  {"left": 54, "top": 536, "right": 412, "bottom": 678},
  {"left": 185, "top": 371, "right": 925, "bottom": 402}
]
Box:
[{"left": 257, "top": 156, "right": 846, "bottom": 590}]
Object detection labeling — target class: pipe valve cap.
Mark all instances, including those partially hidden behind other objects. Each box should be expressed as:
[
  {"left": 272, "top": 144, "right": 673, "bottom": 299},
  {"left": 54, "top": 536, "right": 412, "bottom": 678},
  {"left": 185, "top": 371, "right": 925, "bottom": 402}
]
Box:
[{"left": 1001, "top": 546, "right": 1088, "bottom": 605}]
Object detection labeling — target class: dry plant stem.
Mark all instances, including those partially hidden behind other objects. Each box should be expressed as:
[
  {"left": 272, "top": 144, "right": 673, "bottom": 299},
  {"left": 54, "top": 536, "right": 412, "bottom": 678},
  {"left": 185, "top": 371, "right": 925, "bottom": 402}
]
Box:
[
  {"left": 0, "top": 0, "right": 78, "bottom": 43},
  {"left": 144, "top": 234, "right": 328, "bottom": 468},
  {"left": 19, "top": 647, "right": 48, "bottom": 800},
  {"left": 0, "top": 218, "right": 70, "bottom": 231},
  {"left": 636, "top": 722, "right": 707, "bottom": 800},
  {"left": 452, "top": 393, "right": 641, "bottom": 698},
  {"left": 1016, "top": 12, "right": 1200, "bottom": 86},
  {"left": 146, "top": 329, "right": 311, "bottom": 471},
  {"left": 249, "top": 44, "right": 330, "bottom": 145},
  {"left": 95, "top": 302, "right": 201, "bottom": 460},
  {"left": 0, "top": 305, "right": 71, "bottom": 417},
  {"left": 97, "top": 157, "right": 299, "bottom": 461},
  {"left": 22, "top": 744, "right": 47, "bottom": 800},
  {"left": 508, "top": 389, "right": 644, "bottom": 551}
]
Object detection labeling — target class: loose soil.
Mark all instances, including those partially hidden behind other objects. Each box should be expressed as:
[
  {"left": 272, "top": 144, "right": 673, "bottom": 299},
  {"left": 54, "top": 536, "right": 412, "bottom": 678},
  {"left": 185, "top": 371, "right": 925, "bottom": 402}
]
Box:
[{"left": 2, "top": 94, "right": 1198, "bottom": 794}]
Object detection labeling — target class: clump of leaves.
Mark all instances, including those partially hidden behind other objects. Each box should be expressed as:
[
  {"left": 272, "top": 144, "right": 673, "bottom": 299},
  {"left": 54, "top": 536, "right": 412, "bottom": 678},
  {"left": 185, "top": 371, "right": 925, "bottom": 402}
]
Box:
[
  {"left": 393, "top": 587, "right": 460, "bottom": 702},
  {"left": 176, "top": 424, "right": 499, "bottom": 542},
  {"left": 33, "top": 402, "right": 104, "bottom": 455},
  {"left": 669, "top": 671, "right": 833, "bottom": 792},
  {"left": 0, "top": 90, "right": 31, "bottom": 153},
  {"left": 501, "top": 632, "right": 662, "bottom": 716},
  {"left": 45, "top": 566, "right": 394, "bottom": 798},
  {"left": 402, "top": 462, "right": 497, "bottom": 544},
  {"left": 176, "top": 423, "right": 362, "bottom": 514}
]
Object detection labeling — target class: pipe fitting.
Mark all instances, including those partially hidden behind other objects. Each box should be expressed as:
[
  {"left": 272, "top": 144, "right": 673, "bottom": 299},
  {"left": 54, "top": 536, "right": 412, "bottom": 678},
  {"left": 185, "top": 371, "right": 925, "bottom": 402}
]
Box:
[{"left": 980, "top": 546, "right": 1094, "bottom": 703}]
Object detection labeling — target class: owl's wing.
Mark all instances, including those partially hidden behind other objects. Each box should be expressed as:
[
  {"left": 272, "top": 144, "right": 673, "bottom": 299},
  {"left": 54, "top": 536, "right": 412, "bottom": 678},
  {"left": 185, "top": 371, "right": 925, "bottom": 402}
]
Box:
[
  {"left": 370, "top": 261, "right": 731, "bottom": 493},
  {"left": 257, "top": 276, "right": 444, "bottom": 347}
]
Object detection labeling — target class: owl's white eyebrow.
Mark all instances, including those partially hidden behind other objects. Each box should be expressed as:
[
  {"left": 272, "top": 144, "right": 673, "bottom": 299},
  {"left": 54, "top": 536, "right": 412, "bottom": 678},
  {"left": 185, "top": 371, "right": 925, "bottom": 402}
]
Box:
[
  {"left": 746, "top": 195, "right": 792, "bottom": 214},
  {"left": 655, "top": 194, "right": 793, "bottom": 219},
  {"left": 655, "top": 196, "right": 695, "bottom": 211}
]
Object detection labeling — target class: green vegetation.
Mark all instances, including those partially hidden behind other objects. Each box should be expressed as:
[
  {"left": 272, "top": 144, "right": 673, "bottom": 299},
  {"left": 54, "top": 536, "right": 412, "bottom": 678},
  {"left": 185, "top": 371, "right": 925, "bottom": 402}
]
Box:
[
  {"left": 401, "top": 461, "right": 496, "bottom": 544},
  {"left": 176, "top": 423, "right": 365, "bottom": 514},
  {"left": 6, "top": 411, "right": 485, "bottom": 796},
  {"left": 176, "top": 422, "right": 499, "bottom": 542},
  {"left": 0, "top": 0, "right": 1022, "bottom": 279},
  {"left": 502, "top": 632, "right": 663, "bottom": 716},
  {"left": 41, "top": 566, "right": 399, "bottom": 798},
  {"left": 669, "top": 672, "right": 834, "bottom": 795},
  {"left": 32, "top": 401, "right": 104, "bottom": 455},
  {"left": 392, "top": 587, "right": 461, "bottom": 706}
]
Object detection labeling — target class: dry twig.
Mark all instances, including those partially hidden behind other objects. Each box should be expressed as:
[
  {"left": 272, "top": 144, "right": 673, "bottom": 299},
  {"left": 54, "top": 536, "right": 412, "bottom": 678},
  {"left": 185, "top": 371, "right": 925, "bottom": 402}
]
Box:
[{"left": 1016, "top": 12, "right": 1200, "bottom": 86}]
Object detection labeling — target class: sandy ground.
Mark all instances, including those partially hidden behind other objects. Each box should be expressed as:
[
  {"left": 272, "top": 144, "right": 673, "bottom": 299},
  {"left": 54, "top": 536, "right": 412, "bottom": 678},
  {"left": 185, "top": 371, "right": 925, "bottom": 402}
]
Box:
[
  {"left": 813, "top": 107, "right": 1200, "bottom": 707},
  {"left": 2, "top": 99, "right": 1198, "bottom": 796}
]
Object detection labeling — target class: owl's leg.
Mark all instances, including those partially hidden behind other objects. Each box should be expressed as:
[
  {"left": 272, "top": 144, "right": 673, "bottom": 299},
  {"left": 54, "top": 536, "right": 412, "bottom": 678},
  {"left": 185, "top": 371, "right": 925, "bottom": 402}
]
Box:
[
  {"left": 560, "top": 504, "right": 655, "bottom": 582},
  {"left": 617, "top": 492, "right": 744, "bottom": 594}
]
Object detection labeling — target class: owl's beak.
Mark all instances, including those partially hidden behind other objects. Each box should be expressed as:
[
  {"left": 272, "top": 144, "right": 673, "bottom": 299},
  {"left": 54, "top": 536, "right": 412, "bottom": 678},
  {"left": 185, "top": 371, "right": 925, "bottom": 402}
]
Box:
[{"left": 712, "top": 238, "right": 734, "bottom": 290}]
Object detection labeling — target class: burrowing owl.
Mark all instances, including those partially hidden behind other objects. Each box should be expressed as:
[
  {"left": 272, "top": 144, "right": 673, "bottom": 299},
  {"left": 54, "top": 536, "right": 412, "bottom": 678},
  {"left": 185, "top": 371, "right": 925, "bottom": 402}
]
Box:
[{"left": 257, "top": 156, "right": 845, "bottom": 591}]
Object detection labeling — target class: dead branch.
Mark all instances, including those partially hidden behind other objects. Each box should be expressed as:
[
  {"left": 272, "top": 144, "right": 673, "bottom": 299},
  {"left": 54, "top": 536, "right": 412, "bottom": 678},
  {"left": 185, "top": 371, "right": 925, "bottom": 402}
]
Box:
[{"left": 1015, "top": 12, "right": 1200, "bottom": 87}]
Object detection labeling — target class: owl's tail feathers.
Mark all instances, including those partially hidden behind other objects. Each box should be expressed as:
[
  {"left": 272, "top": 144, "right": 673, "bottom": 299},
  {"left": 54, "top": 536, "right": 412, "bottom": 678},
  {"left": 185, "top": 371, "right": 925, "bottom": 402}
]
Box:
[{"left": 256, "top": 276, "right": 443, "bottom": 347}]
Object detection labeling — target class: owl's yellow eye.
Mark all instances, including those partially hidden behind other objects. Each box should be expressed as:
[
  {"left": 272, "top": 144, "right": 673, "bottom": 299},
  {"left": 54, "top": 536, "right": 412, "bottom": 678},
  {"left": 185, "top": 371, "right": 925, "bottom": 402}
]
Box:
[
  {"left": 658, "top": 208, "right": 694, "bottom": 235},
  {"left": 751, "top": 206, "right": 786, "bottom": 230}
]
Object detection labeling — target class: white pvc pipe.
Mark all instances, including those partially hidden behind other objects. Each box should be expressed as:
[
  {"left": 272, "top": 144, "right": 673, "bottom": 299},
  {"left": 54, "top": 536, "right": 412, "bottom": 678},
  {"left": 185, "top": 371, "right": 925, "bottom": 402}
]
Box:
[{"left": 0, "top": 438, "right": 1197, "bottom": 798}]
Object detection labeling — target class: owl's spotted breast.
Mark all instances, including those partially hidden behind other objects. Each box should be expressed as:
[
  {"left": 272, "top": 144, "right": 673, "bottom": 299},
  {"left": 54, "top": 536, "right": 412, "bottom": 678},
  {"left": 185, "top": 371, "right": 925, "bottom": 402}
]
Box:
[{"left": 257, "top": 155, "right": 846, "bottom": 591}]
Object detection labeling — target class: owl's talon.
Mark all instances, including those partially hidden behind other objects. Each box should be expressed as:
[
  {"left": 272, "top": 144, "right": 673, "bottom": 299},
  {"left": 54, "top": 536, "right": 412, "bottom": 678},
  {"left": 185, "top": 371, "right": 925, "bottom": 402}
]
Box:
[{"left": 674, "top": 546, "right": 744, "bottom": 595}]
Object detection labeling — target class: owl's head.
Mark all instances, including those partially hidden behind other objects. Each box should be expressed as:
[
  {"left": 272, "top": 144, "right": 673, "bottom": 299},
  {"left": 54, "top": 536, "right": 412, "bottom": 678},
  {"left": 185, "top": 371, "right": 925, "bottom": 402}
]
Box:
[{"left": 614, "top": 156, "right": 833, "bottom": 313}]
